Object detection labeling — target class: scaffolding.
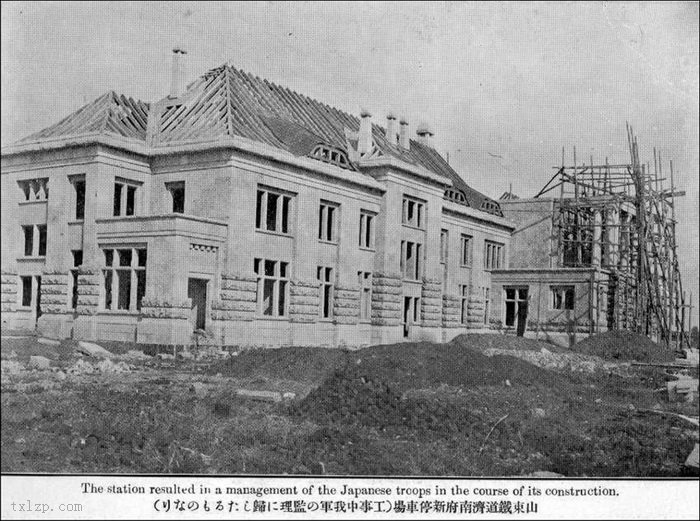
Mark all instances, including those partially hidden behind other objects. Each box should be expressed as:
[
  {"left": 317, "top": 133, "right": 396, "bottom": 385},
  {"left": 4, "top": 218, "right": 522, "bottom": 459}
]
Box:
[{"left": 534, "top": 125, "right": 691, "bottom": 349}]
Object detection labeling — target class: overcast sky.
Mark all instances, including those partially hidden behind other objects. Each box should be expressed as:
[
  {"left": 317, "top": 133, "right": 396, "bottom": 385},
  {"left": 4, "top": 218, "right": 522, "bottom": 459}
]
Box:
[{"left": 2, "top": 1, "right": 698, "bottom": 327}]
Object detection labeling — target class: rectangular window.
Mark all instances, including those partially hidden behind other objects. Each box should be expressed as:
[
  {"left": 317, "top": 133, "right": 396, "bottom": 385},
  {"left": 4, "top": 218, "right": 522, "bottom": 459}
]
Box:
[
  {"left": 460, "top": 284, "right": 470, "bottom": 325},
  {"left": 485, "top": 241, "right": 504, "bottom": 270},
  {"left": 483, "top": 287, "right": 490, "bottom": 325},
  {"left": 113, "top": 179, "right": 141, "bottom": 217},
  {"left": 551, "top": 285, "right": 575, "bottom": 310},
  {"left": 317, "top": 266, "right": 334, "bottom": 319},
  {"left": 504, "top": 287, "right": 528, "bottom": 327},
  {"left": 74, "top": 179, "right": 85, "bottom": 220},
  {"left": 359, "top": 210, "right": 375, "bottom": 249},
  {"left": 255, "top": 187, "right": 293, "bottom": 234},
  {"left": 22, "top": 225, "right": 33, "bottom": 256},
  {"left": 166, "top": 181, "right": 185, "bottom": 213},
  {"left": 400, "top": 240, "right": 423, "bottom": 280},
  {"left": 440, "top": 229, "right": 448, "bottom": 263},
  {"left": 71, "top": 250, "right": 83, "bottom": 309},
  {"left": 18, "top": 178, "right": 49, "bottom": 201},
  {"left": 101, "top": 247, "right": 147, "bottom": 311},
  {"left": 402, "top": 196, "right": 425, "bottom": 228},
  {"left": 460, "top": 234, "right": 472, "bottom": 266},
  {"left": 358, "top": 271, "right": 372, "bottom": 320},
  {"left": 37, "top": 225, "right": 47, "bottom": 256},
  {"left": 253, "top": 258, "right": 289, "bottom": 317},
  {"left": 21, "top": 276, "right": 32, "bottom": 307},
  {"left": 319, "top": 201, "right": 339, "bottom": 242}
]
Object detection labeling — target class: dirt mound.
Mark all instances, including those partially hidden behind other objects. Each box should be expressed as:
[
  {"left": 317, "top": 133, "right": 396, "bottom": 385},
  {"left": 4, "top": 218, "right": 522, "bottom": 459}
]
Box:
[
  {"left": 212, "top": 346, "right": 352, "bottom": 383},
  {"left": 574, "top": 331, "right": 675, "bottom": 363},
  {"left": 450, "top": 333, "right": 566, "bottom": 352}
]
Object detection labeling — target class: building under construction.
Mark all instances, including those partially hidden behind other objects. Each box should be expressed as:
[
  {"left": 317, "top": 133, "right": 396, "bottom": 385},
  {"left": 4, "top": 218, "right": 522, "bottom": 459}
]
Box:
[{"left": 494, "top": 125, "right": 691, "bottom": 349}]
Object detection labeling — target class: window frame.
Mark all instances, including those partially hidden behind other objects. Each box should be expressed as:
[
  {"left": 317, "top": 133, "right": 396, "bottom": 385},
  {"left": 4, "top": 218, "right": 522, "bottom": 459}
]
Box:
[
  {"left": 17, "top": 178, "right": 49, "bottom": 202},
  {"left": 358, "top": 210, "right": 376, "bottom": 250},
  {"left": 69, "top": 175, "right": 86, "bottom": 221},
  {"left": 484, "top": 240, "right": 504, "bottom": 270},
  {"left": 460, "top": 234, "right": 473, "bottom": 267},
  {"left": 317, "top": 266, "right": 334, "bottom": 319},
  {"left": 101, "top": 246, "right": 147, "bottom": 312},
  {"left": 254, "top": 258, "right": 290, "bottom": 318},
  {"left": 113, "top": 177, "right": 142, "bottom": 217},
  {"left": 400, "top": 240, "right": 423, "bottom": 281},
  {"left": 401, "top": 195, "right": 426, "bottom": 229},
  {"left": 358, "top": 271, "right": 372, "bottom": 321},
  {"left": 318, "top": 200, "right": 340, "bottom": 244},
  {"left": 550, "top": 285, "right": 575, "bottom": 311},
  {"left": 255, "top": 186, "right": 294, "bottom": 236},
  {"left": 165, "top": 181, "right": 186, "bottom": 214}
]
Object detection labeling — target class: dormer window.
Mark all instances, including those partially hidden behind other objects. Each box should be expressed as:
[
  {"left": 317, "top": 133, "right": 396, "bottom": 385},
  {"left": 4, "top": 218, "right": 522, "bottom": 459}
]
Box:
[
  {"left": 444, "top": 188, "right": 467, "bottom": 205},
  {"left": 309, "top": 145, "right": 352, "bottom": 170},
  {"left": 480, "top": 200, "right": 503, "bottom": 216}
]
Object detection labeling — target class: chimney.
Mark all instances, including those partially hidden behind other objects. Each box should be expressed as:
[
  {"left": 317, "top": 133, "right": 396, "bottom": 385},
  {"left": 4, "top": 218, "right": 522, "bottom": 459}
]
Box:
[
  {"left": 385, "top": 113, "right": 398, "bottom": 145},
  {"left": 358, "top": 110, "right": 373, "bottom": 156},
  {"left": 416, "top": 123, "right": 434, "bottom": 147},
  {"left": 398, "top": 119, "right": 410, "bottom": 150},
  {"left": 170, "top": 48, "right": 187, "bottom": 98}
]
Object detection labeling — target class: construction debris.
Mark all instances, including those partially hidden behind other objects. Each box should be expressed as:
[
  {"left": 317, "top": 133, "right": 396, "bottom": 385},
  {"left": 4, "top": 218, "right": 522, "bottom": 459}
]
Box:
[
  {"left": 28, "top": 356, "right": 51, "bottom": 371},
  {"left": 76, "top": 341, "right": 114, "bottom": 359}
]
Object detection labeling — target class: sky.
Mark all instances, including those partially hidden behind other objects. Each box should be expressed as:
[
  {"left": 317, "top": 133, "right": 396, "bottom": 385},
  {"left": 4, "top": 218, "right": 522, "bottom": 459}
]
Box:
[{"left": 2, "top": 1, "right": 698, "bottom": 327}]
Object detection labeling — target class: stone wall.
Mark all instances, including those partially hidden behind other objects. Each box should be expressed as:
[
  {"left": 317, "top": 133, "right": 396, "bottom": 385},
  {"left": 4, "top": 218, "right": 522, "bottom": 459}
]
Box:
[
  {"left": 371, "top": 272, "right": 402, "bottom": 326},
  {"left": 421, "top": 278, "right": 442, "bottom": 327},
  {"left": 75, "top": 268, "right": 101, "bottom": 315},
  {"left": 211, "top": 274, "right": 256, "bottom": 321},
  {"left": 442, "top": 293, "right": 461, "bottom": 328},
  {"left": 40, "top": 272, "right": 70, "bottom": 314},
  {"left": 1, "top": 271, "right": 17, "bottom": 313},
  {"left": 334, "top": 285, "right": 360, "bottom": 325},
  {"left": 466, "top": 293, "right": 485, "bottom": 329}
]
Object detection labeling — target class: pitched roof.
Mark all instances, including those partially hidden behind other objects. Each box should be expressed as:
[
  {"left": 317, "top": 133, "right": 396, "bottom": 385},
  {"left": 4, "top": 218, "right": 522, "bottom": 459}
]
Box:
[
  {"left": 20, "top": 91, "right": 150, "bottom": 143},
  {"left": 14, "top": 63, "right": 502, "bottom": 216}
]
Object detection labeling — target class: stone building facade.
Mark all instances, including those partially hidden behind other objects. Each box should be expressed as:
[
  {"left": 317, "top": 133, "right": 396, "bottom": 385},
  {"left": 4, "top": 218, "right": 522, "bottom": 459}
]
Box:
[{"left": 1, "top": 60, "right": 514, "bottom": 347}]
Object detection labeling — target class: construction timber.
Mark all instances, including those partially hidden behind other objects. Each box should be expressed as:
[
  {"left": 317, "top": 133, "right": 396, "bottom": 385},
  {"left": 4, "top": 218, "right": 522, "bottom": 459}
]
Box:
[{"left": 534, "top": 125, "right": 691, "bottom": 349}]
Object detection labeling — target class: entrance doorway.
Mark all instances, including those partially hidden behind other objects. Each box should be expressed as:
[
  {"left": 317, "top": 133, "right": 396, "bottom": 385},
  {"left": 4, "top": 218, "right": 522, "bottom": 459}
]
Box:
[{"left": 187, "top": 278, "right": 208, "bottom": 330}]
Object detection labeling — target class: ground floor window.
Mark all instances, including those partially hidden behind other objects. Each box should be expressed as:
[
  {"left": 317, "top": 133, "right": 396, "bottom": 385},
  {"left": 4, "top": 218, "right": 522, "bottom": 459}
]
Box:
[
  {"left": 71, "top": 250, "right": 83, "bottom": 309},
  {"left": 102, "top": 246, "right": 146, "bottom": 311},
  {"left": 20, "top": 276, "right": 32, "bottom": 307},
  {"left": 358, "top": 271, "right": 372, "bottom": 321},
  {"left": 483, "top": 286, "right": 490, "bottom": 325},
  {"left": 403, "top": 295, "right": 420, "bottom": 337},
  {"left": 317, "top": 266, "right": 334, "bottom": 319},
  {"left": 254, "top": 258, "right": 289, "bottom": 317},
  {"left": 504, "top": 287, "right": 529, "bottom": 327},
  {"left": 551, "top": 285, "right": 575, "bottom": 310},
  {"left": 460, "top": 284, "right": 470, "bottom": 324}
]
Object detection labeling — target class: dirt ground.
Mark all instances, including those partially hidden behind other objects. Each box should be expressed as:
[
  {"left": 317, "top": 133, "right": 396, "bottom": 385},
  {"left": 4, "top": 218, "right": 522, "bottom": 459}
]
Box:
[{"left": 1, "top": 331, "right": 698, "bottom": 476}]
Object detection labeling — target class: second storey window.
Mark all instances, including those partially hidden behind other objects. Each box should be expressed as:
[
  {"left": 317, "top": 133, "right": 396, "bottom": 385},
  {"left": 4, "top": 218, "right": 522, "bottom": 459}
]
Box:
[
  {"left": 102, "top": 247, "right": 147, "bottom": 311},
  {"left": 113, "top": 179, "right": 140, "bottom": 217},
  {"left": 485, "top": 241, "right": 504, "bottom": 270},
  {"left": 71, "top": 176, "right": 86, "bottom": 220},
  {"left": 18, "top": 178, "right": 49, "bottom": 201},
  {"left": 400, "top": 240, "right": 423, "bottom": 280},
  {"left": 317, "top": 266, "right": 334, "bottom": 319},
  {"left": 318, "top": 201, "right": 339, "bottom": 242},
  {"left": 166, "top": 181, "right": 185, "bottom": 214},
  {"left": 256, "top": 187, "right": 292, "bottom": 234},
  {"left": 254, "top": 258, "right": 289, "bottom": 317},
  {"left": 359, "top": 210, "right": 375, "bottom": 249},
  {"left": 460, "top": 234, "right": 472, "bottom": 267},
  {"left": 21, "top": 224, "right": 46, "bottom": 257},
  {"left": 402, "top": 196, "right": 425, "bottom": 228}
]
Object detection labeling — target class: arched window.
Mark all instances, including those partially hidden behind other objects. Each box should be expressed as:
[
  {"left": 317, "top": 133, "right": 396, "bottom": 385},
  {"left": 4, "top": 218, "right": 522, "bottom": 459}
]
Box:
[{"left": 309, "top": 145, "right": 352, "bottom": 170}]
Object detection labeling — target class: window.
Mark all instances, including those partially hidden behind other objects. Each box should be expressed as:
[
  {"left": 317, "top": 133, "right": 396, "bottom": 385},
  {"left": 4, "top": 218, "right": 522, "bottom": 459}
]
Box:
[
  {"left": 460, "top": 284, "right": 470, "bottom": 325},
  {"left": 22, "top": 226, "right": 33, "bottom": 256},
  {"left": 402, "top": 196, "right": 425, "bottom": 228},
  {"left": 113, "top": 179, "right": 140, "bottom": 217},
  {"left": 21, "top": 224, "right": 46, "bottom": 257},
  {"left": 21, "top": 276, "right": 32, "bottom": 307},
  {"left": 504, "top": 287, "right": 529, "bottom": 327},
  {"left": 460, "top": 234, "right": 472, "bottom": 266},
  {"left": 166, "top": 181, "right": 185, "bottom": 213},
  {"left": 256, "top": 187, "right": 292, "bottom": 234},
  {"left": 403, "top": 296, "right": 421, "bottom": 336},
  {"left": 254, "top": 258, "right": 289, "bottom": 317},
  {"left": 37, "top": 225, "right": 47, "bottom": 256},
  {"left": 102, "top": 246, "right": 147, "bottom": 311},
  {"left": 359, "top": 211, "right": 375, "bottom": 249},
  {"left": 440, "top": 229, "right": 448, "bottom": 263},
  {"left": 18, "top": 178, "right": 49, "bottom": 201},
  {"left": 400, "top": 240, "right": 423, "bottom": 280},
  {"left": 317, "top": 266, "right": 334, "bottom": 319},
  {"left": 318, "top": 201, "right": 339, "bottom": 242},
  {"left": 310, "top": 145, "right": 352, "bottom": 170},
  {"left": 483, "top": 287, "right": 490, "bottom": 325},
  {"left": 485, "top": 241, "right": 504, "bottom": 270},
  {"left": 72, "top": 177, "right": 85, "bottom": 220},
  {"left": 358, "top": 271, "right": 372, "bottom": 320},
  {"left": 551, "top": 286, "right": 575, "bottom": 310},
  {"left": 71, "top": 250, "right": 83, "bottom": 309}
]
